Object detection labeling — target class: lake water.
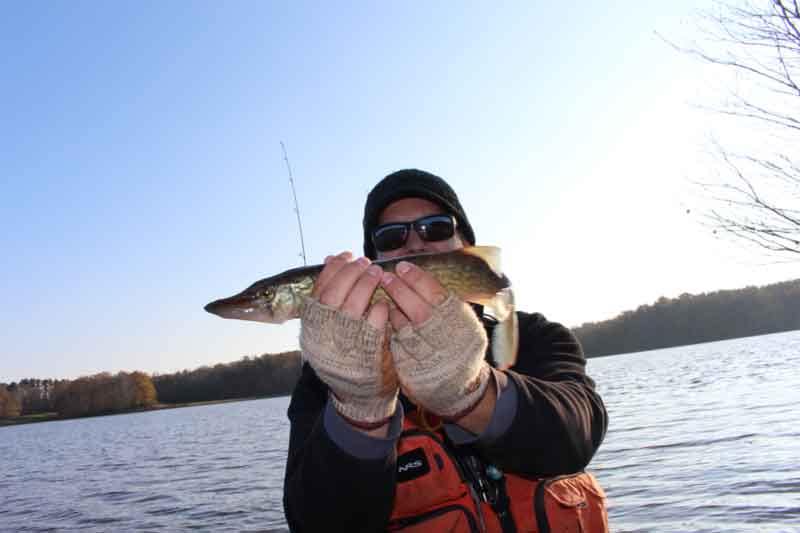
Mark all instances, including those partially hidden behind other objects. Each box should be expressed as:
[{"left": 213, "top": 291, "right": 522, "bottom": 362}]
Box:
[{"left": 2, "top": 330, "right": 799, "bottom": 532}]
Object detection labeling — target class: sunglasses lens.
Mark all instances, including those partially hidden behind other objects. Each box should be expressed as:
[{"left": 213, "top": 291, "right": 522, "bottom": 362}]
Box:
[
  {"left": 417, "top": 216, "right": 455, "bottom": 242},
  {"left": 373, "top": 225, "right": 409, "bottom": 252},
  {"left": 372, "top": 215, "right": 456, "bottom": 252}
]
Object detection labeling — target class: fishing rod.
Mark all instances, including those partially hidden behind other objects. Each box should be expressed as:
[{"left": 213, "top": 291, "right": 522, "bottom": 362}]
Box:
[{"left": 280, "top": 141, "right": 307, "bottom": 266}]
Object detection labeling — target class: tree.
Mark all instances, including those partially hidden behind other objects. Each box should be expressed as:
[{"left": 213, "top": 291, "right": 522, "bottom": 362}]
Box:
[
  {"left": 130, "top": 372, "right": 157, "bottom": 407},
  {"left": 0, "top": 386, "right": 22, "bottom": 418},
  {"left": 683, "top": 0, "right": 800, "bottom": 258},
  {"left": 50, "top": 372, "right": 158, "bottom": 418}
]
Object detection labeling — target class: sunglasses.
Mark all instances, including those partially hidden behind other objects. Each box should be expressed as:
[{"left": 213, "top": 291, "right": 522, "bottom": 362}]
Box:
[{"left": 372, "top": 214, "right": 457, "bottom": 252}]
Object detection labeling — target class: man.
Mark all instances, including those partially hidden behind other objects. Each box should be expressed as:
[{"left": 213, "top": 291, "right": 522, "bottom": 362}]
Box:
[{"left": 283, "top": 169, "right": 608, "bottom": 532}]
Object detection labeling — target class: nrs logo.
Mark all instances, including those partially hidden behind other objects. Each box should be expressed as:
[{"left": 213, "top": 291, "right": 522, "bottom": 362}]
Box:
[
  {"left": 396, "top": 448, "right": 430, "bottom": 482},
  {"left": 398, "top": 460, "right": 423, "bottom": 473}
]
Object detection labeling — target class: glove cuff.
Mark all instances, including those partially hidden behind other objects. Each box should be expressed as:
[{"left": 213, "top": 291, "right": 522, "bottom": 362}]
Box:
[
  {"left": 434, "top": 363, "right": 491, "bottom": 418},
  {"left": 440, "top": 364, "right": 492, "bottom": 420},
  {"left": 330, "top": 389, "right": 399, "bottom": 427}
]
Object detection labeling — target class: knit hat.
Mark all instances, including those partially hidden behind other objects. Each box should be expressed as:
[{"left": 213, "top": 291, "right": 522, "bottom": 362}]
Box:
[{"left": 362, "top": 169, "right": 476, "bottom": 259}]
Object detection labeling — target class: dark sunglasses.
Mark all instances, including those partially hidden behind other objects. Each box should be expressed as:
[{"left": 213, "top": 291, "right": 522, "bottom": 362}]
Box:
[{"left": 372, "top": 214, "right": 457, "bottom": 252}]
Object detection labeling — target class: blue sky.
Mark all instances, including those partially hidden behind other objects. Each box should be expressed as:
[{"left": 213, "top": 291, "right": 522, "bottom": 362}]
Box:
[{"left": 2, "top": 2, "right": 795, "bottom": 382}]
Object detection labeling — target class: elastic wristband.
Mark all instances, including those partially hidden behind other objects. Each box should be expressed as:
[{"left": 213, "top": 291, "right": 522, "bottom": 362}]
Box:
[
  {"left": 338, "top": 411, "right": 392, "bottom": 430},
  {"left": 440, "top": 382, "right": 490, "bottom": 423},
  {"left": 329, "top": 391, "right": 394, "bottom": 430}
]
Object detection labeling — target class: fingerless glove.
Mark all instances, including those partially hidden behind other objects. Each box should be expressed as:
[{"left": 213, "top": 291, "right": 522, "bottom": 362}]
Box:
[
  {"left": 300, "top": 297, "right": 398, "bottom": 427},
  {"left": 391, "top": 292, "right": 490, "bottom": 419}
]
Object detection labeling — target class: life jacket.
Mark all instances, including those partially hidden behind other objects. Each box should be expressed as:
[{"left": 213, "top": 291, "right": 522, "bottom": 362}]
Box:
[{"left": 387, "top": 411, "right": 609, "bottom": 532}]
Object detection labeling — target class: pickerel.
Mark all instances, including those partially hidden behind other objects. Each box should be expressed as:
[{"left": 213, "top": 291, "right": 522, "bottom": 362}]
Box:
[{"left": 204, "top": 246, "right": 518, "bottom": 369}]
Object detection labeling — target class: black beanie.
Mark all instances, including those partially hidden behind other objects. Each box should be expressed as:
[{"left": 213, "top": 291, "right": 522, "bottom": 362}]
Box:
[{"left": 362, "top": 169, "right": 476, "bottom": 259}]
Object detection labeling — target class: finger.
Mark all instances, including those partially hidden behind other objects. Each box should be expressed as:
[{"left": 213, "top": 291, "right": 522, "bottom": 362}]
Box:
[
  {"left": 366, "top": 299, "right": 389, "bottom": 330},
  {"left": 381, "top": 272, "right": 432, "bottom": 325},
  {"left": 341, "top": 265, "right": 383, "bottom": 319},
  {"left": 319, "top": 256, "right": 371, "bottom": 308},
  {"left": 394, "top": 261, "right": 448, "bottom": 305},
  {"left": 313, "top": 251, "right": 353, "bottom": 297},
  {"left": 388, "top": 306, "right": 410, "bottom": 331}
]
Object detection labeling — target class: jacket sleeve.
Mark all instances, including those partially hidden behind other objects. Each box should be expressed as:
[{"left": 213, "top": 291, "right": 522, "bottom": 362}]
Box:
[
  {"left": 478, "top": 311, "right": 608, "bottom": 476},
  {"left": 283, "top": 363, "right": 398, "bottom": 532}
]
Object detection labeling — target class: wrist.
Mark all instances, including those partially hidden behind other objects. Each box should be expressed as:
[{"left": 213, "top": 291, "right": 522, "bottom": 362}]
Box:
[
  {"left": 426, "top": 363, "right": 492, "bottom": 419},
  {"left": 329, "top": 390, "right": 398, "bottom": 429},
  {"left": 442, "top": 373, "right": 492, "bottom": 422},
  {"left": 340, "top": 414, "right": 391, "bottom": 431},
  {"left": 446, "top": 371, "right": 498, "bottom": 436},
  {"left": 324, "top": 401, "right": 402, "bottom": 458}
]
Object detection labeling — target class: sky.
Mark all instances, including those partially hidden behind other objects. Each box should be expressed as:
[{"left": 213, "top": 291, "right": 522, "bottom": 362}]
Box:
[{"left": 2, "top": 1, "right": 796, "bottom": 382}]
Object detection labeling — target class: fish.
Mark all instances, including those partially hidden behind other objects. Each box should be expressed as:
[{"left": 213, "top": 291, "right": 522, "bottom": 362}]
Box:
[{"left": 204, "top": 246, "right": 518, "bottom": 369}]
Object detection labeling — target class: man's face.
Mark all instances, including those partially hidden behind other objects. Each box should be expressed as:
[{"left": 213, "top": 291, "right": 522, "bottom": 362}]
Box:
[{"left": 375, "top": 197, "right": 465, "bottom": 260}]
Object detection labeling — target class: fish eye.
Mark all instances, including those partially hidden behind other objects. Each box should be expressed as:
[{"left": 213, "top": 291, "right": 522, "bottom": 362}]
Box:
[{"left": 260, "top": 288, "right": 275, "bottom": 301}]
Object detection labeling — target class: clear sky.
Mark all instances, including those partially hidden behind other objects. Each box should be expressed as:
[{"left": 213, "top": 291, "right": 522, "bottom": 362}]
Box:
[{"left": 2, "top": 2, "right": 795, "bottom": 382}]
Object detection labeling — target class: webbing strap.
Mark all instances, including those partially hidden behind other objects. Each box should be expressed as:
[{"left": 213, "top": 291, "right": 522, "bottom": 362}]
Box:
[
  {"left": 491, "top": 472, "right": 517, "bottom": 533},
  {"left": 533, "top": 479, "right": 551, "bottom": 533}
]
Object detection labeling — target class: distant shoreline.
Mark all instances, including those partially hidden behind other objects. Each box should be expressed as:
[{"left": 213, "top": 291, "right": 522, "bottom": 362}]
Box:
[{"left": 0, "top": 395, "right": 287, "bottom": 428}]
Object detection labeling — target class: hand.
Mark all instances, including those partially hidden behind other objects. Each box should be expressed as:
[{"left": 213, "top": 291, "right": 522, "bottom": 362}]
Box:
[
  {"left": 381, "top": 261, "right": 491, "bottom": 419},
  {"left": 299, "top": 252, "right": 398, "bottom": 429}
]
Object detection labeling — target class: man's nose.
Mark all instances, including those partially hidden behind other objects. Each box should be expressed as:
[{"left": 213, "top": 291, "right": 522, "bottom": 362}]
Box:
[{"left": 403, "top": 228, "right": 427, "bottom": 254}]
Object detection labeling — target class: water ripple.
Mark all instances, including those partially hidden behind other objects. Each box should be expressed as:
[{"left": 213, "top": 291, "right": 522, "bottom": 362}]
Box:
[
  {"left": 591, "top": 331, "right": 800, "bottom": 532},
  {"left": 3, "top": 333, "right": 800, "bottom": 532}
]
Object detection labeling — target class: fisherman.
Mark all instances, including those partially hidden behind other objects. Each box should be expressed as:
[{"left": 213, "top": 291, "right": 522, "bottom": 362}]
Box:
[{"left": 282, "top": 169, "right": 609, "bottom": 532}]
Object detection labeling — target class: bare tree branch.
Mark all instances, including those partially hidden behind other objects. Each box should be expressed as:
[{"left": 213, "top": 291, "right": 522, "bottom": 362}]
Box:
[{"left": 679, "top": 0, "right": 800, "bottom": 258}]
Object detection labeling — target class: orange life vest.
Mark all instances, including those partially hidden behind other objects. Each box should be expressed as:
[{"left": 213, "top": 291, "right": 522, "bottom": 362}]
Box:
[{"left": 388, "top": 412, "right": 609, "bottom": 532}]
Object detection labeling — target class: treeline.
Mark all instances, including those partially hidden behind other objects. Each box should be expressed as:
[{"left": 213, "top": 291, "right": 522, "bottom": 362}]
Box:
[
  {"left": 1, "top": 351, "right": 303, "bottom": 420},
  {"left": 152, "top": 351, "right": 301, "bottom": 404},
  {"left": 574, "top": 279, "right": 800, "bottom": 357},
  {"left": 54, "top": 372, "right": 157, "bottom": 417},
  {"left": 0, "top": 372, "right": 157, "bottom": 419}
]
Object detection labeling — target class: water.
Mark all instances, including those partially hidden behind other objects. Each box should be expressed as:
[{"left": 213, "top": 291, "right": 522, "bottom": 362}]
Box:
[
  {"left": 2, "top": 331, "right": 799, "bottom": 532},
  {"left": 0, "top": 399, "right": 290, "bottom": 532},
  {"left": 589, "top": 330, "right": 800, "bottom": 532}
]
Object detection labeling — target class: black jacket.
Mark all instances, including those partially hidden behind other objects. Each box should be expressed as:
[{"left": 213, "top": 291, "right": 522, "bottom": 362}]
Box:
[{"left": 282, "top": 311, "right": 608, "bottom": 532}]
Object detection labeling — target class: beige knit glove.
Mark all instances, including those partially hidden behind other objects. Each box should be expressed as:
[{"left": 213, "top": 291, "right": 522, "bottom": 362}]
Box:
[
  {"left": 299, "top": 296, "right": 398, "bottom": 428},
  {"left": 391, "top": 292, "right": 491, "bottom": 419}
]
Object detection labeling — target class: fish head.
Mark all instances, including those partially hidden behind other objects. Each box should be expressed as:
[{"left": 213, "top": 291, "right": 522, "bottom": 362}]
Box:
[{"left": 204, "top": 277, "right": 300, "bottom": 324}]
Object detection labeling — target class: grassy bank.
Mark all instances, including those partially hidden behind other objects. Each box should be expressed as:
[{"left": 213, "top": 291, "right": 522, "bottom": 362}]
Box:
[
  {"left": 0, "top": 395, "right": 286, "bottom": 428},
  {"left": 0, "top": 412, "right": 60, "bottom": 427}
]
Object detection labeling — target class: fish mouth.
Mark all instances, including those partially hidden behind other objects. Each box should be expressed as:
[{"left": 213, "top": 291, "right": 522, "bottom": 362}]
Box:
[
  {"left": 204, "top": 299, "right": 228, "bottom": 317},
  {"left": 204, "top": 295, "right": 275, "bottom": 323}
]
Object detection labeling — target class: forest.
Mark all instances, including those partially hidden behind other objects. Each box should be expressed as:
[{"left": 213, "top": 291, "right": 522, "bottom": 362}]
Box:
[
  {"left": 151, "top": 350, "right": 301, "bottom": 404},
  {"left": 0, "top": 352, "right": 302, "bottom": 420},
  {"left": 0, "top": 372, "right": 157, "bottom": 419},
  {"left": 573, "top": 279, "right": 800, "bottom": 357}
]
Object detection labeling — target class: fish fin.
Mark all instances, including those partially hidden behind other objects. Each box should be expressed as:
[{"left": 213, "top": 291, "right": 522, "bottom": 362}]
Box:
[
  {"left": 492, "top": 308, "right": 518, "bottom": 370},
  {"left": 460, "top": 246, "right": 503, "bottom": 277},
  {"left": 468, "top": 287, "right": 513, "bottom": 321},
  {"left": 481, "top": 288, "right": 518, "bottom": 370},
  {"left": 464, "top": 294, "right": 495, "bottom": 309}
]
